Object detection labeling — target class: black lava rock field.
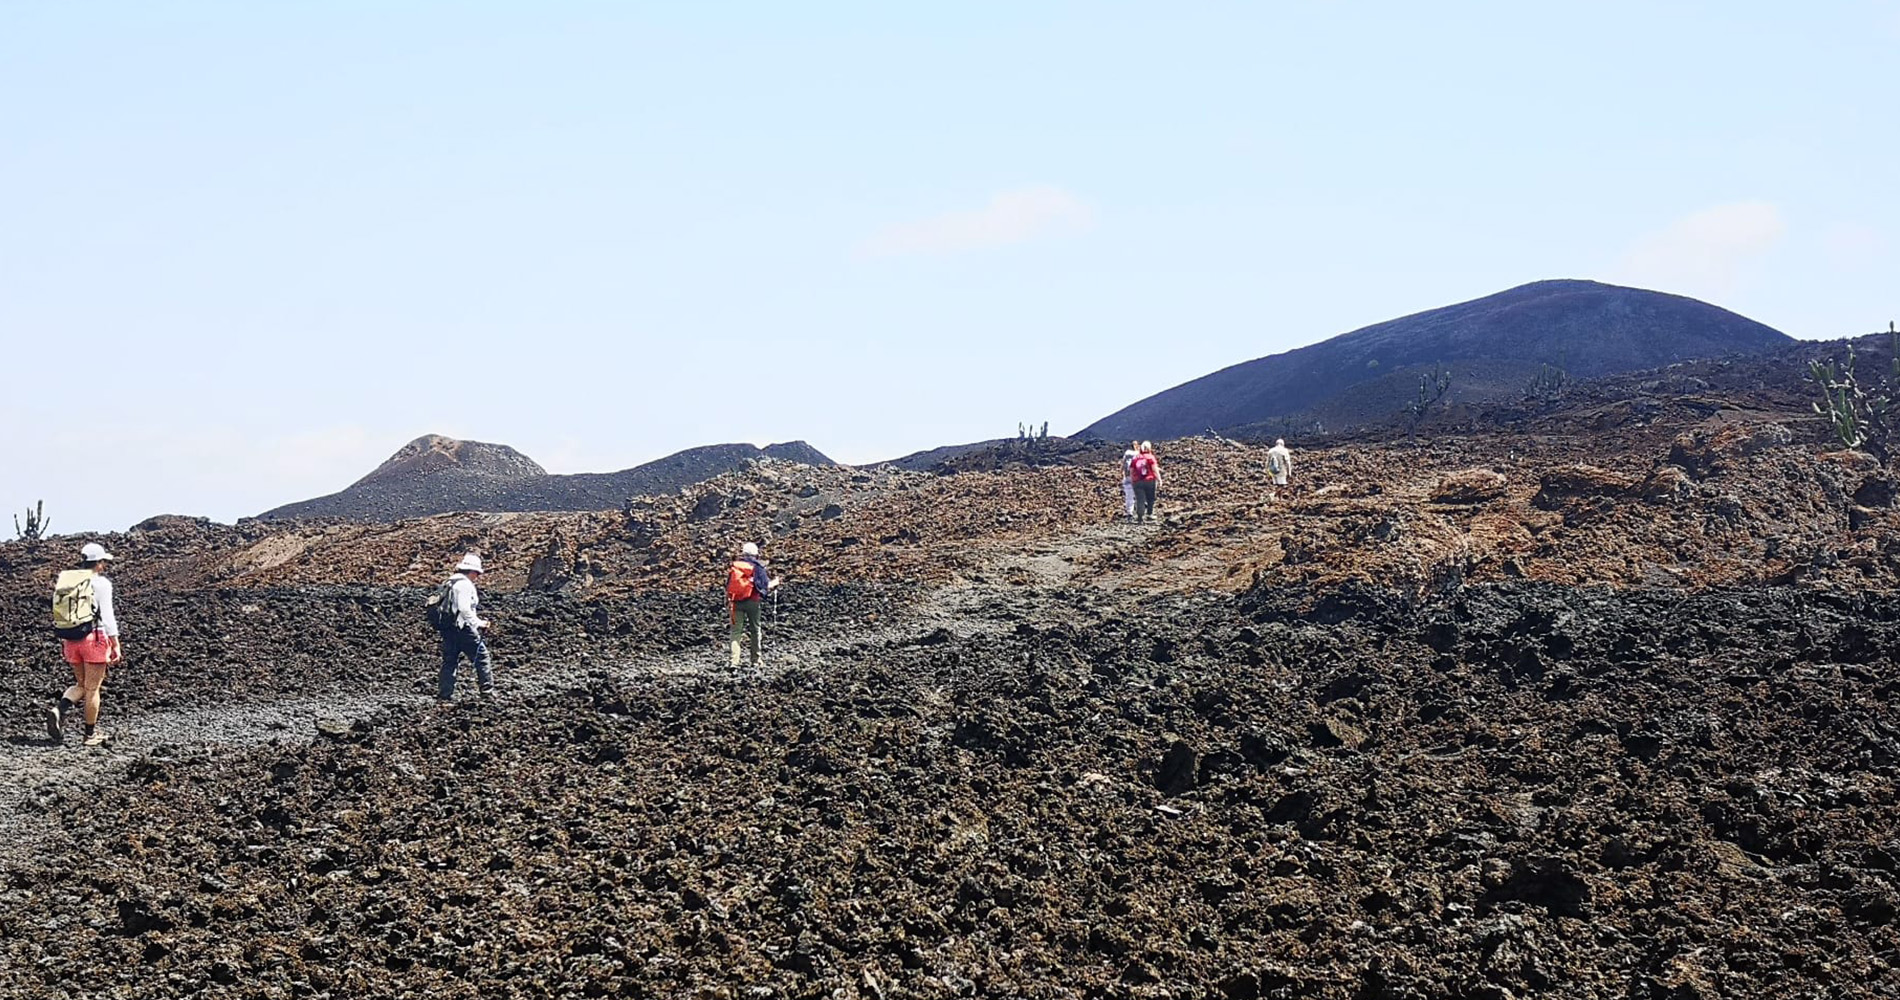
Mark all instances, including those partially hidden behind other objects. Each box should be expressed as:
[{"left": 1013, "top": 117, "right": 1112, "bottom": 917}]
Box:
[{"left": 3, "top": 574, "right": 1897, "bottom": 999}]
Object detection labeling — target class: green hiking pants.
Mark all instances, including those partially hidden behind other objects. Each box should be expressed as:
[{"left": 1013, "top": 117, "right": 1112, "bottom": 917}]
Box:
[{"left": 731, "top": 599, "right": 763, "bottom": 663}]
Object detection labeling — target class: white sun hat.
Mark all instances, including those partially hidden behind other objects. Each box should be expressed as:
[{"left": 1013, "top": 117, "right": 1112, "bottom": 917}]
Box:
[
  {"left": 455, "top": 553, "right": 484, "bottom": 574},
  {"left": 80, "top": 542, "right": 115, "bottom": 562}
]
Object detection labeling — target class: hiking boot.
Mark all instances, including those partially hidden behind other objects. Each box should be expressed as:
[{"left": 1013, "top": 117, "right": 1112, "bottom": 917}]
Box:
[
  {"left": 45, "top": 704, "right": 63, "bottom": 742},
  {"left": 83, "top": 728, "right": 109, "bottom": 747}
]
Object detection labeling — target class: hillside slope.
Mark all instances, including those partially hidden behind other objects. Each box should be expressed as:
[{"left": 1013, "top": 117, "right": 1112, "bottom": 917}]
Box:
[
  {"left": 1081, "top": 279, "right": 1791, "bottom": 440},
  {"left": 3, "top": 336, "right": 1897, "bottom": 999},
  {"left": 260, "top": 436, "right": 835, "bottom": 522}
]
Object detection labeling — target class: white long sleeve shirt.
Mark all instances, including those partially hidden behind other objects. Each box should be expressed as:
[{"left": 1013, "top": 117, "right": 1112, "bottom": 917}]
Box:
[
  {"left": 448, "top": 574, "right": 487, "bottom": 631},
  {"left": 1267, "top": 444, "right": 1293, "bottom": 477},
  {"left": 93, "top": 574, "right": 119, "bottom": 638}
]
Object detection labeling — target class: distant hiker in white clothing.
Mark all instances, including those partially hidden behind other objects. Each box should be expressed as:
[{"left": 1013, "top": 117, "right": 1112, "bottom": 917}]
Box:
[
  {"left": 1120, "top": 441, "right": 1140, "bottom": 521},
  {"left": 436, "top": 553, "right": 495, "bottom": 702},
  {"left": 1267, "top": 438, "right": 1294, "bottom": 488}
]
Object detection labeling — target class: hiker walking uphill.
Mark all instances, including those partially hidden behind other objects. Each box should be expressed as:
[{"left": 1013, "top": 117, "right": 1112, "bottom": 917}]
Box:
[
  {"left": 48, "top": 542, "right": 122, "bottom": 747},
  {"left": 1267, "top": 438, "right": 1294, "bottom": 489},
  {"left": 1130, "top": 441, "right": 1161, "bottom": 523},
  {"left": 726, "top": 542, "right": 773, "bottom": 669},
  {"left": 1120, "top": 441, "right": 1140, "bottom": 521},
  {"left": 433, "top": 553, "right": 495, "bottom": 703}
]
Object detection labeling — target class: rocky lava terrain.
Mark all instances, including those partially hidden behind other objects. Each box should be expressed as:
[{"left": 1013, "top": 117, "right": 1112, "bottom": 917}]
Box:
[{"left": 2, "top": 342, "right": 1898, "bottom": 998}]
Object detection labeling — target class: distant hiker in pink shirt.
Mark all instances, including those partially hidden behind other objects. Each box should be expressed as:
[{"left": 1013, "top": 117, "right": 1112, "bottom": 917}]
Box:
[{"left": 1130, "top": 442, "right": 1160, "bottom": 523}]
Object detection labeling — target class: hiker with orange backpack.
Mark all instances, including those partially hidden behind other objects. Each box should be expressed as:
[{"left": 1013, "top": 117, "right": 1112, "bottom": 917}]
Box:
[{"left": 726, "top": 542, "right": 773, "bottom": 669}]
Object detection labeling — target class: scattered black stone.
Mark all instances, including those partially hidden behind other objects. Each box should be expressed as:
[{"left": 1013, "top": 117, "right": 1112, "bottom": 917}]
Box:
[{"left": 3, "top": 582, "right": 1896, "bottom": 998}]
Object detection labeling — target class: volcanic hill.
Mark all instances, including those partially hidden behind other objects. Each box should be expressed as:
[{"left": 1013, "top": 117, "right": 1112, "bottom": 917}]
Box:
[
  {"left": 1082, "top": 279, "right": 1793, "bottom": 441},
  {"left": 260, "top": 435, "right": 835, "bottom": 522}
]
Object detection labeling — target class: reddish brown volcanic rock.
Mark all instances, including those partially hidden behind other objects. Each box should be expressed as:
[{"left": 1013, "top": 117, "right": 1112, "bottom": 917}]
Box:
[{"left": 1, "top": 337, "right": 1896, "bottom": 998}]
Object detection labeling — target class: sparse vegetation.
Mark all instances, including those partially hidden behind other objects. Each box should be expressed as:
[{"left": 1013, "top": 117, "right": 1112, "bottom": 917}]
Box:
[
  {"left": 13, "top": 500, "right": 48, "bottom": 541},
  {"left": 1405, "top": 365, "right": 1453, "bottom": 444},
  {"left": 1809, "top": 322, "right": 1899, "bottom": 465},
  {"left": 1270, "top": 415, "right": 1326, "bottom": 443},
  {"left": 1016, "top": 421, "right": 1053, "bottom": 450},
  {"left": 1527, "top": 361, "right": 1569, "bottom": 399}
]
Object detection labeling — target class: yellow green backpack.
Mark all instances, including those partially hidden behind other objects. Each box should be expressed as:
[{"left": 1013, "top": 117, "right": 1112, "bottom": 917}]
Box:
[{"left": 53, "top": 570, "right": 98, "bottom": 640}]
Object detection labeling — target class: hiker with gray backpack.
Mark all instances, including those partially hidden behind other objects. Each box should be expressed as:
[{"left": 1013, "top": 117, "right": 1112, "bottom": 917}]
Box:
[
  {"left": 426, "top": 553, "right": 495, "bottom": 703},
  {"left": 48, "top": 542, "right": 122, "bottom": 746},
  {"left": 1266, "top": 438, "right": 1294, "bottom": 490}
]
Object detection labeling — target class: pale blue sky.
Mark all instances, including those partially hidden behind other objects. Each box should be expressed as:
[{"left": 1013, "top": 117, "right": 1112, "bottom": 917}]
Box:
[{"left": 5, "top": 2, "right": 1896, "bottom": 532}]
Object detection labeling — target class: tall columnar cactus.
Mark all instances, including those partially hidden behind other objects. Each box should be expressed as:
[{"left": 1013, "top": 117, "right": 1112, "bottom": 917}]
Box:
[
  {"left": 14, "top": 500, "right": 49, "bottom": 541},
  {"left": 1527, "top": 362, "right": 1568, "bottom": 399},
  {"left": 1809, "top": 328, "right": 1897, "bottom": 465},
  {"left": 1406, "top": 365, "right": 1453, "bottom": 445},
  {"left": 1810, "top": 355, "right": 1863, "bottom": 448}
]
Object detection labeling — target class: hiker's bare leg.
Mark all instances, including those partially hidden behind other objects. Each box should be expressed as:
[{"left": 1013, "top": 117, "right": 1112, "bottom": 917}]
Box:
[
  {"left": 77, "top": 663, "right": 107, "bottom": 726},
  {"left": 62, "top": 661, "right": 88, "bottom": 708}
]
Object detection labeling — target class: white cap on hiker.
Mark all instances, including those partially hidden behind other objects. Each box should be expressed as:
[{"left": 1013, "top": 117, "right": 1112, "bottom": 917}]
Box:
[
  {"left": 456, "top": 553, "right": 484, "bottom": 574},
  {"left": 81, "top": 542, "right": 114, "bottom": 562},
  {"left": 742, "top": 542, "right": 759, "bottom": 557}
]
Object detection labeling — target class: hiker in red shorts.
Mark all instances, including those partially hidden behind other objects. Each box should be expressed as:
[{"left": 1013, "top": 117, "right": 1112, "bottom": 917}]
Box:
[{"left": 49, "top": 542, "right": 121, "bottom": 747}]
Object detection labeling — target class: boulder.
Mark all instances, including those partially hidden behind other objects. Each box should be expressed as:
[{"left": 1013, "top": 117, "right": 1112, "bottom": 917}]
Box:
[{"left": 1432, "top": 469, "right": 1509, "bottom": 504}]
